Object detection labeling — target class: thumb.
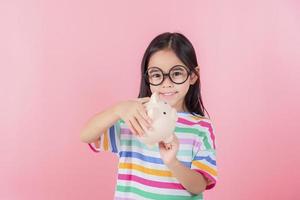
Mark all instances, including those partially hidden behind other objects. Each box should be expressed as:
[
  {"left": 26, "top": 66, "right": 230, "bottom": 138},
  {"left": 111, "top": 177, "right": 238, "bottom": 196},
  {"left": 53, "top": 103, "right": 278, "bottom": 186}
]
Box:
[
  {"left": 138, "top": 97, "right": 150, "bottom": 104},
  {"left": 158, "top": 141, "right": 165, "bottom": 149}
]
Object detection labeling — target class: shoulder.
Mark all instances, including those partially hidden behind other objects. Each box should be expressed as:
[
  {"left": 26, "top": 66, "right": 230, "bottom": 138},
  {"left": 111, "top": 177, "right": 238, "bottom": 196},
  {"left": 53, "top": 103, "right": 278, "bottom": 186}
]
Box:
[
  {"left": 177, "top": 113, "right": 216, "bottom": 146},
  {"left": 177, "top": 112, "right": 213, "bottom": 128}
]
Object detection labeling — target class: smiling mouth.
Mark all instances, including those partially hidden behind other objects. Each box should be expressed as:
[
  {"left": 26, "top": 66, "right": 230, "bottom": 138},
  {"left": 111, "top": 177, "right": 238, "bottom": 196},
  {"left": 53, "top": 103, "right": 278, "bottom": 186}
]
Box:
[{"left": 159, "top": 92, "right": 178, "bottom": 96}]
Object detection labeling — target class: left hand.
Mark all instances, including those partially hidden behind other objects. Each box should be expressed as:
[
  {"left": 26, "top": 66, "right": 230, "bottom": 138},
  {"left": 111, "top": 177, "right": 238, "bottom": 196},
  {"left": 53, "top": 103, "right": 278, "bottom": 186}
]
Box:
[{"left": 159, "top": 134, "right": 179, "bottom": 166}]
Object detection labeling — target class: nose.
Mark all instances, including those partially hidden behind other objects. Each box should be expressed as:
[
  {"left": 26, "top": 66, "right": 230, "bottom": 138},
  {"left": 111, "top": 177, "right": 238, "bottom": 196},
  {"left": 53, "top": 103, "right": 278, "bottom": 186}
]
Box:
[{"left": 161, "top": 75, "right": 173, "bottom": 88}]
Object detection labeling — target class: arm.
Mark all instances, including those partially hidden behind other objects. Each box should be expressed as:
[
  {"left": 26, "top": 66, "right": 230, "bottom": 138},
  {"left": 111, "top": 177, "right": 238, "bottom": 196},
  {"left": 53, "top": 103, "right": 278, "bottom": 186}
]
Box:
[
  {"left": 159, "top": 136, "right": 207, "bottom": 195},
  {"left": 80, "top": 104, "right": 120, "bottom": 143},
  {"left": 166, "top": 159, "right": 207, "bottom": 195},
  {"left": 80, "top": 97, "right": 151, "bottom": 143}
]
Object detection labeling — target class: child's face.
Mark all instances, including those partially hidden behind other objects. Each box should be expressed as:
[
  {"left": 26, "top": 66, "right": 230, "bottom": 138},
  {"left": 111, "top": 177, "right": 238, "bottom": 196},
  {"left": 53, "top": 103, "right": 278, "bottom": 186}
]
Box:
[{"left": 147, "top": 49, "right": 198, "bottom": 112}]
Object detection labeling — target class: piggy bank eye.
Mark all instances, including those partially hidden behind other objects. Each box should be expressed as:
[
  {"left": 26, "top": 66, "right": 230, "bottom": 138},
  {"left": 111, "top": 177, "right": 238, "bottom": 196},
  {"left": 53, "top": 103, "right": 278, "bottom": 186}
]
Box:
[
  {"left": 164, "top": 102, "right": 167, "bottom": 104},
  {"left": 163, "top": 112, "right": 166, "bottom": 115}
]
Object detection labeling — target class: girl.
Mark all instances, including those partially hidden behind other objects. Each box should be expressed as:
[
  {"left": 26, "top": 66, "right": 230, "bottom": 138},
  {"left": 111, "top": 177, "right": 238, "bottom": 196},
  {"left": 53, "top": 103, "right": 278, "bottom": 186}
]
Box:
[{"left": 80, "top": 32, "right": 217, "bottom": 200}]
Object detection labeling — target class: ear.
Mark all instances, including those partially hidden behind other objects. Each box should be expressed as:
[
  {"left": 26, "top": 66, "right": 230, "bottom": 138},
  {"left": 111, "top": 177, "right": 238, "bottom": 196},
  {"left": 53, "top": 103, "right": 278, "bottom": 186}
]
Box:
[
  {"left": 148, "top": 107, "right": 159, "bottom": 119},
  {"left": 149, "top": 92, "right": 159, "bottom": 104},
  {"left": 190, "top": 66, "right": 199, "bottom": 85}
]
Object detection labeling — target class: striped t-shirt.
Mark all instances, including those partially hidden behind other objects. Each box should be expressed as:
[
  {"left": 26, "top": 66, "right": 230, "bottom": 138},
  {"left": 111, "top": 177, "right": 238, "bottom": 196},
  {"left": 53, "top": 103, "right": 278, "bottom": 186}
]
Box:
[{"left": 88, "top": 112, "right": 217, "bottom": 200}]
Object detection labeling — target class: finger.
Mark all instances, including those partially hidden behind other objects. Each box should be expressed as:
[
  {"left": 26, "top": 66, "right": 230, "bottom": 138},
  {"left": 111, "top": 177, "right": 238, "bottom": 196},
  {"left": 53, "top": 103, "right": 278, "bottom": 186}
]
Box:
[
  {"left": 130, "top": 117, "right": 144, "bottom": 136},
  {"left": 173, "top": 134, "right": 179, "bottom": 145},
  {"left": 164, "top": 143, "right": 172, "bottom": 150},
  {"left": 158, "top": 142, "right": 165, "bottom": 149},
  {"left": 136, "top": 111, "right": 151, "bottom": 130},
  {"left": 138, "top": 97, "right": 150, "bottom": 104},
  {"left": 137, "top": 106, "right": 152, "bottom": 125},
  {"left": 125, "top": 119, "right": 137, "bottom": 136},
  {"left": 138, "top": 108, "right": 152, "bottom": 128},
  {"left": 126, "top": 119, "right": 138, "bottom": 136}
]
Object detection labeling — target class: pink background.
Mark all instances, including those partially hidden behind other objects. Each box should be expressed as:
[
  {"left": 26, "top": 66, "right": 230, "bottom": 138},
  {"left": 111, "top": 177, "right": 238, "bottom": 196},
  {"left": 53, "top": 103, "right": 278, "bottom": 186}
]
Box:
[{"left": 1, "top": 0, "right": 299, "bottom": 199}]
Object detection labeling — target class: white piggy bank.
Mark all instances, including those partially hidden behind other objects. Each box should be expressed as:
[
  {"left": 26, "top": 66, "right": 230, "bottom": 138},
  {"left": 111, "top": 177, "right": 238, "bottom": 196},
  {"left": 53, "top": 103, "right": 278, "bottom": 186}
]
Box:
[{"left": 138, "top": 92, "right": 178, "bottom": 147}]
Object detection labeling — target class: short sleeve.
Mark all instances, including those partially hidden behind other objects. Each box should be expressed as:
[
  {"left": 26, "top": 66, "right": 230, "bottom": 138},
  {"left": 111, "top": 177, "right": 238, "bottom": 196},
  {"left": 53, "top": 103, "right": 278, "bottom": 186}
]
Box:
[
  {"left": 88, "top": 120, "right": 121, "bottom": 155},
  {"left": 191, "top": 120, "right": 217, "bottom": 190}
]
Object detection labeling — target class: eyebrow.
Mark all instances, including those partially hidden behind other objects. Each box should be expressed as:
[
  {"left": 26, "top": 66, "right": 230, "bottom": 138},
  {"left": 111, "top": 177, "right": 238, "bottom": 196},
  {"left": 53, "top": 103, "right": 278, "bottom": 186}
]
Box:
[
  {"left": 172, "top": 67, "right": 185, "bottom": 71},
  {"left": 148, "top": 68, "right": 160, "bottom": 71},
  {"left": 148, "top": 65, "right": 186, "bottom": 73},
  {"left": 148, "top": 68, "right": 160, "bottom": 73}
]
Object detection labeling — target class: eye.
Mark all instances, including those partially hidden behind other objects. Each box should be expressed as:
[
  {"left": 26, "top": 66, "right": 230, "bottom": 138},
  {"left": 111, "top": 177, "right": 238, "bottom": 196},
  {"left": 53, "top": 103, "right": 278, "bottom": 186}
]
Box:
[
  {"left": 150, "top": 73, "right": 162, "bottom": 78},
  {"left": 163, "top": 112, "right": 166, "bottom": 115},
  {"left": 170, "top": 71, "right": 183, "bottom": 79},
  {"left": 149, "top": 73, "right": 162, "bottom": 79},
  {"left": 174, "top": 71, "right": 183, "bottom": 76}
]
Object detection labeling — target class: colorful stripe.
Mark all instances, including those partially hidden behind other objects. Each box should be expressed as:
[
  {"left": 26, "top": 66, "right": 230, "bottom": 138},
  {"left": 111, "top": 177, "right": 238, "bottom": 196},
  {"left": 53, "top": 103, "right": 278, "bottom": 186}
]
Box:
[
  {"left": 192, "top": 161, "right": 217, "bottom": 177},
  {"left": 119, "top": 151, "right": 191, "bottom": 167},
  {"left": 109, "top": 126, "right": 118, "bottom": 153},
  {"left": 178, "top": 117, "right": 216, "bottom": 149},
  {"left": 88, "top": 143, "right": 99, "bottom": 152},
  {"left": 119, "top": 163, "right": 173, "bottom": 177},
  {"left": 88, "top": 113, "right": 217, "bottom": 199},
  {"left": 118, "top": 174, "right": 185, "bottom": 189},
  {"left": 175, "top": 127, "right": 212, "bottom": 150},
  {"left": 116, "top": 185, "right": 203, "bottom": 200},
  {"left": 120, "top": 140, "right": 193, "bottom": 157},
  {"left": 103, "top": 129, "right": 109, "bottom": 151},
  {"left": 194, "top": 155, "right": 216, "bottom": 165}
]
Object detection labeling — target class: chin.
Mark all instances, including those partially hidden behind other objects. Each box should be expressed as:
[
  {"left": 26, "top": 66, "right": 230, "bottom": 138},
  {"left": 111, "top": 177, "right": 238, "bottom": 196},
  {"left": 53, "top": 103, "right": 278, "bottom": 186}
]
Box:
[{"left": 165, "top": 100, "right": 178, "bottom": 108}]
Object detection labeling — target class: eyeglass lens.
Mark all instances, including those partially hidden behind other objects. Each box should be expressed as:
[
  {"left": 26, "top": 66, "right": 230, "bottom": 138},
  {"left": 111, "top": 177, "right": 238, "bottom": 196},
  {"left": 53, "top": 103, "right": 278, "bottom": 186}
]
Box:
[{"left": 146, "top": 65, "right": 189, "bottom": 85}]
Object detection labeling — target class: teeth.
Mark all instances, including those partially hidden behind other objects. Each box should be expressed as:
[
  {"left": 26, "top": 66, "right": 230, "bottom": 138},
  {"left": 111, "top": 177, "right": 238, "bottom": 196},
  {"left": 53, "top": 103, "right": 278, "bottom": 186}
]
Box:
[{"left": 161, "top": 92, "right": 176, "bottom": 96}]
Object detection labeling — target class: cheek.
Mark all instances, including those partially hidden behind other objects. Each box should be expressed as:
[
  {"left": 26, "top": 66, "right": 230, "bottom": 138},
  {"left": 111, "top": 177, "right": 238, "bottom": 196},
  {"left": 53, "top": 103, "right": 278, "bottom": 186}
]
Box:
[
  {"left": 177, "top": 83, "right": 190, "bottom": 94},
  {"left": 150, "top": 86, "right": 159, "bottom": 93}
]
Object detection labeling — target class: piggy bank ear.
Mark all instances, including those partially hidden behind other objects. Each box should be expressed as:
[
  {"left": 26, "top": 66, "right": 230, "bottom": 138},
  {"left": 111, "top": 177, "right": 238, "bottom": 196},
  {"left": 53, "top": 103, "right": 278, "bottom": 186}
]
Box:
[{"left": 149, "top": 92, "right": 159, "bottom": 104}]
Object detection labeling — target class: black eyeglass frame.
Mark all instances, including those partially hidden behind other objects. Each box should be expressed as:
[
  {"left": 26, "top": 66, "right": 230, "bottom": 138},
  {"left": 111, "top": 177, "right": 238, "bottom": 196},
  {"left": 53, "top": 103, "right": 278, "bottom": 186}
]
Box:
[{"left": 144, "top": 65, "right": 192, "bottom": 86}]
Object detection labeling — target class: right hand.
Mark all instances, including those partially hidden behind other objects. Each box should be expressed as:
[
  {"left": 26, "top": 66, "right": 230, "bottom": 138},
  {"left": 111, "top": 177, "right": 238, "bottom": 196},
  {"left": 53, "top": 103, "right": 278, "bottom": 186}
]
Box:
[{"left": 114, "top": 97, "right": 152, "bottom": 136}]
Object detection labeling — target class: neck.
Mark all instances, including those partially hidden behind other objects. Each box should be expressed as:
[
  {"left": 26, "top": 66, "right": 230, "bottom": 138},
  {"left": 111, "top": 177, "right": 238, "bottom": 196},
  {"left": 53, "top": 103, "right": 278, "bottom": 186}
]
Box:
[{"left": 176, "top": 103, "right": 188, "bottom": 113}]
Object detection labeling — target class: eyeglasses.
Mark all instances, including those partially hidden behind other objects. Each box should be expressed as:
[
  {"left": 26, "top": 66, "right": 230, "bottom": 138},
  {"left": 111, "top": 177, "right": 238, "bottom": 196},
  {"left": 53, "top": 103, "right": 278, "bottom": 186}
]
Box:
[{"left": 144, "top": 65, "right": 191, "bottom": 86}]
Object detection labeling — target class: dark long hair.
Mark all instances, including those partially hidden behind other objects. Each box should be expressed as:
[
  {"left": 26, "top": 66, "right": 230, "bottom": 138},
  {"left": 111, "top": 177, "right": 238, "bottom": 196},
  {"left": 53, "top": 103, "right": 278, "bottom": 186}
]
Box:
[{"left": 138, "top": 32, "right": 210, "bottom": 118}]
